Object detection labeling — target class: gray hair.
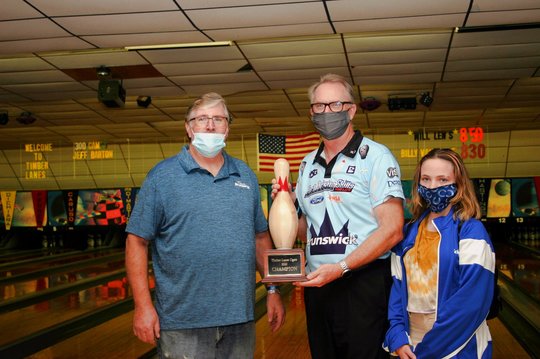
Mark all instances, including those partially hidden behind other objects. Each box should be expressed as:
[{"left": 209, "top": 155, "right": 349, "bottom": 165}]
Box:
[
  {"left": 185, "top": 92, "right": 231, "bottom": 122},
  {"left": 307, "top": 73, "right": 355, "bottom": 103}
]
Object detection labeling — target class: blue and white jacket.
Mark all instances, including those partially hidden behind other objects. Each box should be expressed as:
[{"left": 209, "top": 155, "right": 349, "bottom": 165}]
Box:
[{"left": 384, "top": 208, "right": 495, "bottom": 358}]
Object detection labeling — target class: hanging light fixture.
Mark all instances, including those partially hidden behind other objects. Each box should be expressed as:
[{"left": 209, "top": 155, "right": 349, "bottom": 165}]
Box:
[
  {"left": 419, "top": 92, "right": 434, "bottom": 107},
  {"left": 96, "top": 66, "right": 111, "bottom": 78}
]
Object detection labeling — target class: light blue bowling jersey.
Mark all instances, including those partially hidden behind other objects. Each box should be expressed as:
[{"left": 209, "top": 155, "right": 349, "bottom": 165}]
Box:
[{"left": 295, "top": 131, "right": 404, "bottom": 273}]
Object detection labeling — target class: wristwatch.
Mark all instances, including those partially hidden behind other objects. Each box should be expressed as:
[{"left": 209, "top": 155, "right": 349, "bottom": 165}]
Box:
[
  {"left": 266, "top": 285, "right": 280, "bottom": 295},
  {"left": 339, "top": 260, "right": 352, "bottom": 278}
]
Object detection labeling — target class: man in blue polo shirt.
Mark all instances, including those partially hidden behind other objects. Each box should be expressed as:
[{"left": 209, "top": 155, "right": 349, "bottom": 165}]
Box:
[
  {"left": 293, "top": 74, "right": 405, "bottom": 359},
  {"left": 125, "top": 92, "right": 285, "bottom": 358}
]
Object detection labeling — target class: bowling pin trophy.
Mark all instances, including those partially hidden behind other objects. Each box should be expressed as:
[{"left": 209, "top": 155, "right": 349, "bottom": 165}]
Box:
[{"left": 262, "top": 158, "right": 306, "bottom": 283}]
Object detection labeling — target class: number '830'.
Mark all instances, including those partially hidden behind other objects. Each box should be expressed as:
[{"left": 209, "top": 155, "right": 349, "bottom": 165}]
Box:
[{"left": 461, "top": 143, "right": 486, "bottom": 159}]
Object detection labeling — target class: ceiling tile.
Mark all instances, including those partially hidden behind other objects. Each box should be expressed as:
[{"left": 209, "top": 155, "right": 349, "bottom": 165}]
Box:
[
  {"left": 27, "top": 0, "right": 178, "bottom": 16},
  {"left": 452, "top": 29, "right": 540, "bottom": 47},
  {"left": 334, "top": 15, "right": 466, "bottom": 33},
  {"left": 139, "top": 46, "right": 244, "bottom": 64},
  {"left": 444, "top": 68, "right": 536, "bottom": 81},
  {"left": 348, "top": 49, "right": 447, "bottom": 66},
  {"left": 185, "top": 3, "right": 326, "bottom": 29},
  {"left": 240, "top": 37, "right": 343, "bottom": 58},
  {"left": 54, "top": 12, "right": 195, "bottom": 35},
  {"left": 0, "top": 56, "right": 55, "bottom": 72},
  {"left": 179, "top": 0, "right": 306, "bottom": 8},
  {"left": 0, "top": 38, "right": 93, "bottom": 55},
  {"left": 205, "top": 23, "right": 334, "bottom": 41},
  {"left": 156, "top": 60, "right": 248, "bottom": 76},
  {"left": 0, "top": 19, "right": 70, "bottom": 41},
  {"left": 41, "top": 50, "right": 147, "bottom": 69},
  {"left": 251, "top": 54, "right": 348, "bottom": 71},
  {"left": 467, "top": 9, "right": 540, "bottom": 26},
  {"left": 344, "top": 32, "right": 451, "bottom": 52},
  {"left": 328, "top": 0, "right": 470, "bottom": 20},
  {"left": 2, "top": 0, "right": 44, "bottom": 20},
  {"left": 182, "top": 82, "right": 268, "bottom": 96}
]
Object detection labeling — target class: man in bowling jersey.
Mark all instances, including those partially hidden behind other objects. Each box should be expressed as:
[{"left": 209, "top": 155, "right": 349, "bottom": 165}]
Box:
[
  {"left": 125, "top": 92, "right": 285, "bottom": 358},
  {"left": 292, "top": 74, "right": 405, "bottom": 358}
]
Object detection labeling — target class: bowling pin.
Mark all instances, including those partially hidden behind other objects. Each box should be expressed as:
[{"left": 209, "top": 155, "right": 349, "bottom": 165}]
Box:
[{"left": 269, "top": 158, "right": 298, "bottom": 249}]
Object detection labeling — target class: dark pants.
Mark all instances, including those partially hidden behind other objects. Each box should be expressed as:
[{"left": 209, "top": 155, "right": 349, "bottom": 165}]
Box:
[{"left": 304, "top": 258, "right": 392, "bottom": 359}]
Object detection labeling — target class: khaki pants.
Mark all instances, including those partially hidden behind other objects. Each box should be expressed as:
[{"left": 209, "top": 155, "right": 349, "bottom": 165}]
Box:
[{"left": 408, "top": 312, "right": 436, "bottom": 347}]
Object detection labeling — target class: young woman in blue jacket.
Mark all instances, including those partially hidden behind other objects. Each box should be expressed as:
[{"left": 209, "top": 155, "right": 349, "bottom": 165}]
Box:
[{"left": 384, "top": 148, "right": 495, "bottom": 358}]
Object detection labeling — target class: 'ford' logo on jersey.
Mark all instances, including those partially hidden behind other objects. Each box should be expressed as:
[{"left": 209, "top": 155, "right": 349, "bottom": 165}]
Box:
[
  {"left": 310, "top": 196, "right": 324, "bottom": 204},
  {"left": 309, "top": 169, "right": 318, "bottom": 178}
]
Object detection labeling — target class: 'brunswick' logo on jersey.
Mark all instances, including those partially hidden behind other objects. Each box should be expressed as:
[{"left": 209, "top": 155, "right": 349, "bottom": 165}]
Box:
[
  {"left": 305, "top": 178, "right": 355, "bottom": 197},
  {"left": 308, "top": 210, "right": 359, "bottom": 255}
]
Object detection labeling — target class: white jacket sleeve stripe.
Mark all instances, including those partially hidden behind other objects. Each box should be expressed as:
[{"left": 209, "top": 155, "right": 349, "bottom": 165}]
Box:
[
  {"left": 459, "top": 238, "right": 495, "bottom": 273},
  {"left": 391, "top": 252, "right": 402, "bottom": 280}
]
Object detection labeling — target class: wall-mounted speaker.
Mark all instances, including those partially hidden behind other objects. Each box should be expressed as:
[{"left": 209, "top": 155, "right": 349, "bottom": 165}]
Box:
[
  {"left": 388, "top": 97, "right": 417, "bottom": 111},
  {"left": 0, "top": 111, "right": 8, "bottom": 125},
  {"left": 17, "top": 111, "right": 36, "bottom": 124},
  {"left": 419, "top": 92, "right": 434, "bottom": 107},
  {"left": 136, "top": 96, "right": 152, "bottom": 108},
  {"left": 98, "top": 79, "right": 126, "bottom": 108},
  {"left": 359, "top": 97, "right": 381, "bottom": 111}
]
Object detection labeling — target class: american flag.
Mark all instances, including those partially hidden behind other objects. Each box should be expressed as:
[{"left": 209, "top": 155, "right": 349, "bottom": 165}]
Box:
[{"left": 257, "top": 132, "right": 320, "bottom": 172}]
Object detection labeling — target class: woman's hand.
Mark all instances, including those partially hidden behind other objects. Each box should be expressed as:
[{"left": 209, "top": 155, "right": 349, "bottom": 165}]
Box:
[{"left": 395, "top": 344, "right": 416, "bottom": 359}]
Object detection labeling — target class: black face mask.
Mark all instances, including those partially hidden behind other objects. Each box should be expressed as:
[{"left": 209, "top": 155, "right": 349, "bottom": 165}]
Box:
[{"left": 311, "top": 111, "right": 350, "bottom": 140}]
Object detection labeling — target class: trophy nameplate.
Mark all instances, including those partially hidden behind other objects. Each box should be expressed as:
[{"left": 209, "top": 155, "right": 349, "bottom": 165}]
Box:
[{"left": 262, "top": 248, "right": 306, "bottom": 283}]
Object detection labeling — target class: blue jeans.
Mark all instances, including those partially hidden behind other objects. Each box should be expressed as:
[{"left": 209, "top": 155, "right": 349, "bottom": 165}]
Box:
[{"left": 157, "top": 321, "right": 255, "bottom": 359}]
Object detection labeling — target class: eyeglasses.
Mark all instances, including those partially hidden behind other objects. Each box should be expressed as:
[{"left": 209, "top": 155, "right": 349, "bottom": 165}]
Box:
[
  {"left": 188, "top": 115, "right": 229, "bottom": 127},
  {"left": 310, "top": 101, "right": 353, "bottom": 114}
]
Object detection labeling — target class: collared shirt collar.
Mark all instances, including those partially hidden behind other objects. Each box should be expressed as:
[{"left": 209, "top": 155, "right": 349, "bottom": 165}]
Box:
[
  {"left": 177, "top": 144, "right": 240, "bottom": 179},
  {"left": 313, "top": 131, "right": 364, "bottom": 177},
  {"left": 314, "top": 130, "right": 364, "bottom": 163}
]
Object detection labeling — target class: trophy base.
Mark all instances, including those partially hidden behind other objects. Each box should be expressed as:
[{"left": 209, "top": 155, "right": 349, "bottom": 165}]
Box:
[{"left": 261, "top": 248, "right": 307, "bottom": 283}]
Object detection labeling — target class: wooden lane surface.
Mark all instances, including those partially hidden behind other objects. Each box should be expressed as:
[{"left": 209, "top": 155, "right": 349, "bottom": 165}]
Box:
[
  {"left": 255, "top": 287, "right": 531, "bottom": 359},
  {"left": 255, "top": 286, "right": 310, "bottom": 359},
  {"left": 28, "top": 311, "right": 154, "bottom": 359},
  {"left": 26, "top": 286, "right": 531, "bottom": 358}
]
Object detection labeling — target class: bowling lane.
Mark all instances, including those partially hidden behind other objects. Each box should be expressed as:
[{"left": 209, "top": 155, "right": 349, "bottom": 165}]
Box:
[
  {"left": 493, "top": 241, "right": 540, "bottom": 357},
  {"left": 255, "top": 286, "right": 310, "bottom": 359},
  {"left": 7, "top": 278, "right": 529, "bottom": 359},
  {"left": 0, "top": 274, "right": 143, "bottom": 348},
  {"left": 0, "top": 251, "right": 125, "bottom": 301},
  {"left": 18, "top": 278, "right": 264, "bottom": 358},
  {"left": 0, "top": 247, "right": 122, "bottom": 277},
  {"left": 0, "top": 249, "right": 124, "bottom": 284},
  {"left": 495, "top": 242, "right": 540, "bottom": 302},
  {"left": 26, "top": 311, "right": 154, "bottom": 359},
  {"left": 0, "top": 247, "right": 76, "bottom": 265}
]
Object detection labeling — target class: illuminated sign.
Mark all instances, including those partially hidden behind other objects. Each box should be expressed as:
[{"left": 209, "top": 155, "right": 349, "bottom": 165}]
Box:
[
  {"left": 400, "top": 129, "right": 458, "bottom": 159},
  {"left": 459, "top": 127, "right": 486, "bottom": 159},
  {"left": 24, "top": 143, "right": 52, "bottom": 179},
  {"left": 73, "top": 141, "right": 114, "bottom": 160},
  {"left": 400, "top": 128, "right": 487, "bottom": 160},
  {"left": 412, "top": 130, "right": 455, "bottom": 141}
]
